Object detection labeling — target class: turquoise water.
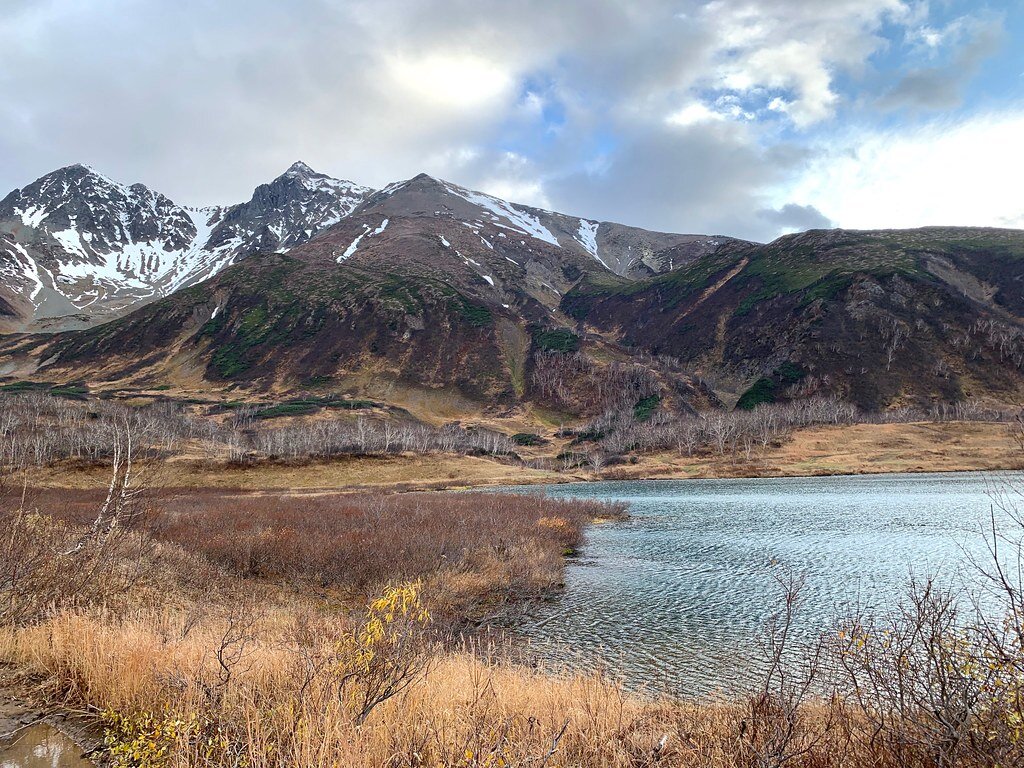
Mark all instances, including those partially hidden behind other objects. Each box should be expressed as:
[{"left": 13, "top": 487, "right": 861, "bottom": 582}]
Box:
[{"left": 502, "top": 472, "right": 1024, "bottom": 695}]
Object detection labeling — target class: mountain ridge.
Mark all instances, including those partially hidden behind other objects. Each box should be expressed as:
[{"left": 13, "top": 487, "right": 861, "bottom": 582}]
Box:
[
  {"left": 0, "top": 163, "right": 742, "bottom": 333},
  {"left": 5, "top": 164, "right": 1024, "bottom": 419}
]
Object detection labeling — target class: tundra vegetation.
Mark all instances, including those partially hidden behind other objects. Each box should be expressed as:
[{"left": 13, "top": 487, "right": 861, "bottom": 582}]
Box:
[
  {"left": 0, "top": 390, "right": 1016, "bottom": 478},
  {"left": 0, "top": 398, "right": 1022, "bottom": 767}
]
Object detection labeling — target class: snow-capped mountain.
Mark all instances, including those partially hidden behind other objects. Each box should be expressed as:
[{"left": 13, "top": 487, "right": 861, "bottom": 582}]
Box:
[
  {"left": 0, "top": 162, "right": 372, "bottom": 330},
  {"left": 354, "top": 173, "right": 730, "bottom": 277},
  {"left": 204, "top": 161, "right": 371, "bottom": 255},
  {"left": 0, "top": 163, "right": 742, "bottom": 333}
]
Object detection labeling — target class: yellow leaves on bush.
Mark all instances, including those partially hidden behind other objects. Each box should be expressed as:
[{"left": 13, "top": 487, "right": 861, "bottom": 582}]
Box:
[
  {"left": 103, "top": 709, "right": 185, "bottom": 768},
  {"left": 103, "top": 696, "right": 242, "bottom": 766},
  {"left": 343, "top": 581, "right": 430, "bottom": 672},
  {"left": 368, "top": 581, "right": 430, "bottom": 625}
]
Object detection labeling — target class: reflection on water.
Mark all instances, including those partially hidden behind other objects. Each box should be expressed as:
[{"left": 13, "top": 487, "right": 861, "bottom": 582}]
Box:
[
  {"left": 502, "top": 472, "right": 1023, "bottom": 696},
  {"left": 0, "top": 723, "right": 94, "bottom": 768}
]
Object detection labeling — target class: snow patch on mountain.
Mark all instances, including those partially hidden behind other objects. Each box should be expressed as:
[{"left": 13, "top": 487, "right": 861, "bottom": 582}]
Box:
[
  {"left": 0, "top": 162, "right": 376, "bottom": 326},
  {"left": 338, "top": 218, "right": 389, "bottom": 262},
  {"left": 444, "top": 182, "right": 560, "bottom": 247}
]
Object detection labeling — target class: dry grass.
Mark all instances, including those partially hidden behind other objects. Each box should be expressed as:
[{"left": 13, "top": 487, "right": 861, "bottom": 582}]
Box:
[
  {"left": 22, "top": 422, "right": 1023, "bottom": 494},
  {"left": 615, "top": 421, "right": 1024, "bottom": 480},
  {"left": 0, "top": 608, "right": 844, "bottom": 768},
  {"left": 10, "top": 486, "right": 624, "bottom": 626},
  {"left": 27, "top": 452, "right": 566, "bottom": 491},
  {"left": 2, "top": 488, "right": 1021, "bottom": 767},
  {"left": 3, "top": 435, "right": 1023, "bottom": 767}
]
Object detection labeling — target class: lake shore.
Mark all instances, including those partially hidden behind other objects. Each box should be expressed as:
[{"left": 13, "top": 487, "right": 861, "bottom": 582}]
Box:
[
  {"left": 5, "top": 462, "right": 1022, "bottom": 767},
  {"left": 23, "top": 420, "right": 1024, "bottom": 494}
]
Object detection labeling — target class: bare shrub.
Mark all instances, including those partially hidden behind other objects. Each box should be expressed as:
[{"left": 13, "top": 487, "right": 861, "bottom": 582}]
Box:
[
  {"left": 0, "top": 419, "right": 154, "bottom": 625},
  {"left": 740, "top": 573, "right": 843, "bottom": 768}
]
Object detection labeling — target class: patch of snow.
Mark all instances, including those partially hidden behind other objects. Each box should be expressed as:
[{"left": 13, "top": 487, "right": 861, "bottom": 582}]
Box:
[
  {"left": 444, "top": 182, "right": 560, "bottom": 247},
  {"left": 482, "top": 275, "right": 494, "bottom": 286},
  {"left": 439, "top": 235, "right": 450, "bottom": 248},
  {"left": 339, "top": 226, "right": 370, "bottom": 262},
  {"left": 18, "top": 205, "right": 48, "bottom": 228},
  {"left": 574, "top": 218, "right": 602, "bottom": 258},
  {"left": 10, "top": 242, "right": 44, "bottom": 302},
  {"left": 50, "top": 228, "right": 89, "bottom": 258},
  {"left": 211, "top": 305, "right": 220, "bottom": 319},
  {"left": 371, "top": 218, "right": 389, "bottom": 235}
]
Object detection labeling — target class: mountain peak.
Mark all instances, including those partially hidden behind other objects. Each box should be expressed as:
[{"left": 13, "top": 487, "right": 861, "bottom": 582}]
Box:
[
  {"left": 284, "top": 160, "right": 317, "bottom": 177},
  {"left": 47, "top": 163, "right": 118, "bottom": 186}
]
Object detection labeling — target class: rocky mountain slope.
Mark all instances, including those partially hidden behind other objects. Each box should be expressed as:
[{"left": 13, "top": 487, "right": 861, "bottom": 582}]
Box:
[
  {"left": 12, "top": 220, "right": 1024, "bottom": 419},
  {"left": 0, "top": 162, "right": 371, "bottom": 331},
  {"left": 5, "top": 162, "right": 1024, "bottom": 418},
  {"left": 0, "top": 173, "right": 729, "bottom": 414}
]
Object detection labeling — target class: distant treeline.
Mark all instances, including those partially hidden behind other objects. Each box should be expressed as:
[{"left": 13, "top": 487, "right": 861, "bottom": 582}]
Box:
[{"left": 0, "top": 391, "right": 1015, "bottom": 470}]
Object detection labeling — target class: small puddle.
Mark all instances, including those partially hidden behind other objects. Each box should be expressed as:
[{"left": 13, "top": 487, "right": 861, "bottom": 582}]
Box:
[{"left": 0, "top": 723, "right": 94, "bottom": 768}]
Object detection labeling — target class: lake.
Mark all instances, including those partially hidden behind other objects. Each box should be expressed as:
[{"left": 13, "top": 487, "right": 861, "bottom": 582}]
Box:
[{"left": 501, "top": 471, "right": 1024, "bottom": 695}]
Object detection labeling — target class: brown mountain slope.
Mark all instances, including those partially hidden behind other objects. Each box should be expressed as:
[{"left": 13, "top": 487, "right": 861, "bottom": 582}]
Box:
[
  {"left": 5, "top": 225, "right": 1024, "bottom": 418},
  {"left": 563, "top": 227, "right": 1024, "bottom": 410}
]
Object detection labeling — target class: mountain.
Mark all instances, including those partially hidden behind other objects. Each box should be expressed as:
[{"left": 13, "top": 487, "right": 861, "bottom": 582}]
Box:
[
  {"left": 0, "top": 162, "right": 372, "bottom": 331},
  {"left": 350, "top": 173, "right": 733, "bottom": 278},
  {"left": 18, "top": 222, "right": 1024, "bottom": 418},
  {"left": 563, "top": 227, "right": 1024, "bottom": 410},
  {"left": 0, "top": 169, "right": 747, "bottom": 415},
  {"left": 8, "top": 162, "right": 1023, "bottom": 419},
  {"left": 0, "top": 164, "right": 739, "bottom": 336}
]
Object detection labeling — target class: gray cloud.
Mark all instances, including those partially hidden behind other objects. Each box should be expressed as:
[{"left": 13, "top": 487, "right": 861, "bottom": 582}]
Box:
[
  {"left": 757, "top": 203, "right": 834, "bottom": 234},
  {"left": 0, "top": 0, "right": 945, "bottom": 239},
  {"left": 545, "top": 120, "right": 800, "bottom": 242},
  {"left": 879, "top": 14, "right": 1004, "bottom": 111}
]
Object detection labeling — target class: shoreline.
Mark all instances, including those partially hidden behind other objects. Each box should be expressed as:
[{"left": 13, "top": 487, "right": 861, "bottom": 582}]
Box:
[
  {"left": 21, "top": 421, "right": 1024, "bottom": 495},
  {"left": 4, "top": 423, "right": 1022, "bottom": 767}
]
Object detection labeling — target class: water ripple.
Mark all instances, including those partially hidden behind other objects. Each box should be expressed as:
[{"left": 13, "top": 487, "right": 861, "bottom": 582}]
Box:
[{"left": 501, "top": 472, "right": 1024, "bottom": 695}]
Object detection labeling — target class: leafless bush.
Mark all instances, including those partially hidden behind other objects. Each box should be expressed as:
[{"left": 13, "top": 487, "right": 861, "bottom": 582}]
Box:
[
  {"left": 831, "top": 577, "right": 1021, "bottom": 767},
  {"left": 531, "top": 351, "right": 659, "bottom": 415},
  {"left": 0, "top": 418, "right": 154, "bottom": 625},
  {"left": 249, "top": 418, "right": 515, "bottom": 461},
  {"left": 741, "top": 573, "right": 842, "bottom": 768},
  {"left": 573, "top": 397, "right": 858, "bottom": 460},
  {"left": 0, "top": 393, "right": 517, "bottom": 469},
  {"left": 0, "top": 393, "right": 208, "bottom": 469}
]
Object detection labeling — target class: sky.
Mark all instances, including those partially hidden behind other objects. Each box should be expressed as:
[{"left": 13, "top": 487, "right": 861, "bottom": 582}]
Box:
[{"left": 1, "top": 0, "right": 1022, "bottom": 242}]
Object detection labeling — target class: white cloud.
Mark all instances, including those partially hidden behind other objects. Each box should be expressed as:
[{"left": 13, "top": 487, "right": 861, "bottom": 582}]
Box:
[
  {"left": 698, "top": 0, "right": 912, "bottom": 127},
  {"left": 0, "top": 0, "right": 1007, "bottom": 243},
  {"left": 384, "top": 51, "right": 516, "bottom": 110},
  {"left": 666, "top": 102, "right": 723, "bottom": 127},
  {"left": 781, "top": 110, "right": 1024, "bottom": 230}
]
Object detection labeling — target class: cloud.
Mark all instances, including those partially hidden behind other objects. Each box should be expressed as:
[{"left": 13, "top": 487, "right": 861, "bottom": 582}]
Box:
[
  {"left": 0, "top": 0, "right": 1012, "bottom": 244},
  {"left": 757, "top": 203, "right": 834, "bottom": 233},
  {"left": 879, "top": 14, "right": 1005, "bottom": 111},
  {"left": 545, "top": 120, "right": 797, "bottom": 241},
  {"left": 699, "top": 0, "right": 911, "bottom": 127},
  {"left": 780, "top": 109, "right": 1024, "bottom": 230}
]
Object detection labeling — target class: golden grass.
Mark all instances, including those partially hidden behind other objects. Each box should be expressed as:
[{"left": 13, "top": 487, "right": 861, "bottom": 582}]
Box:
[
  {"left": 0, "top": 607, "right": 770, "bottom": 767},
  {"left": 24, "top": 422, "right": 1022, "bottom": 495},
  {"left": 614, "top": 421, "right": 1024, "bottom": 480},
  {"left": 3, "top": 484, "right": 1019, "bottom": 766},
  {"left": 28, "top": 453, "right": 566, "bottom": 491}
]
